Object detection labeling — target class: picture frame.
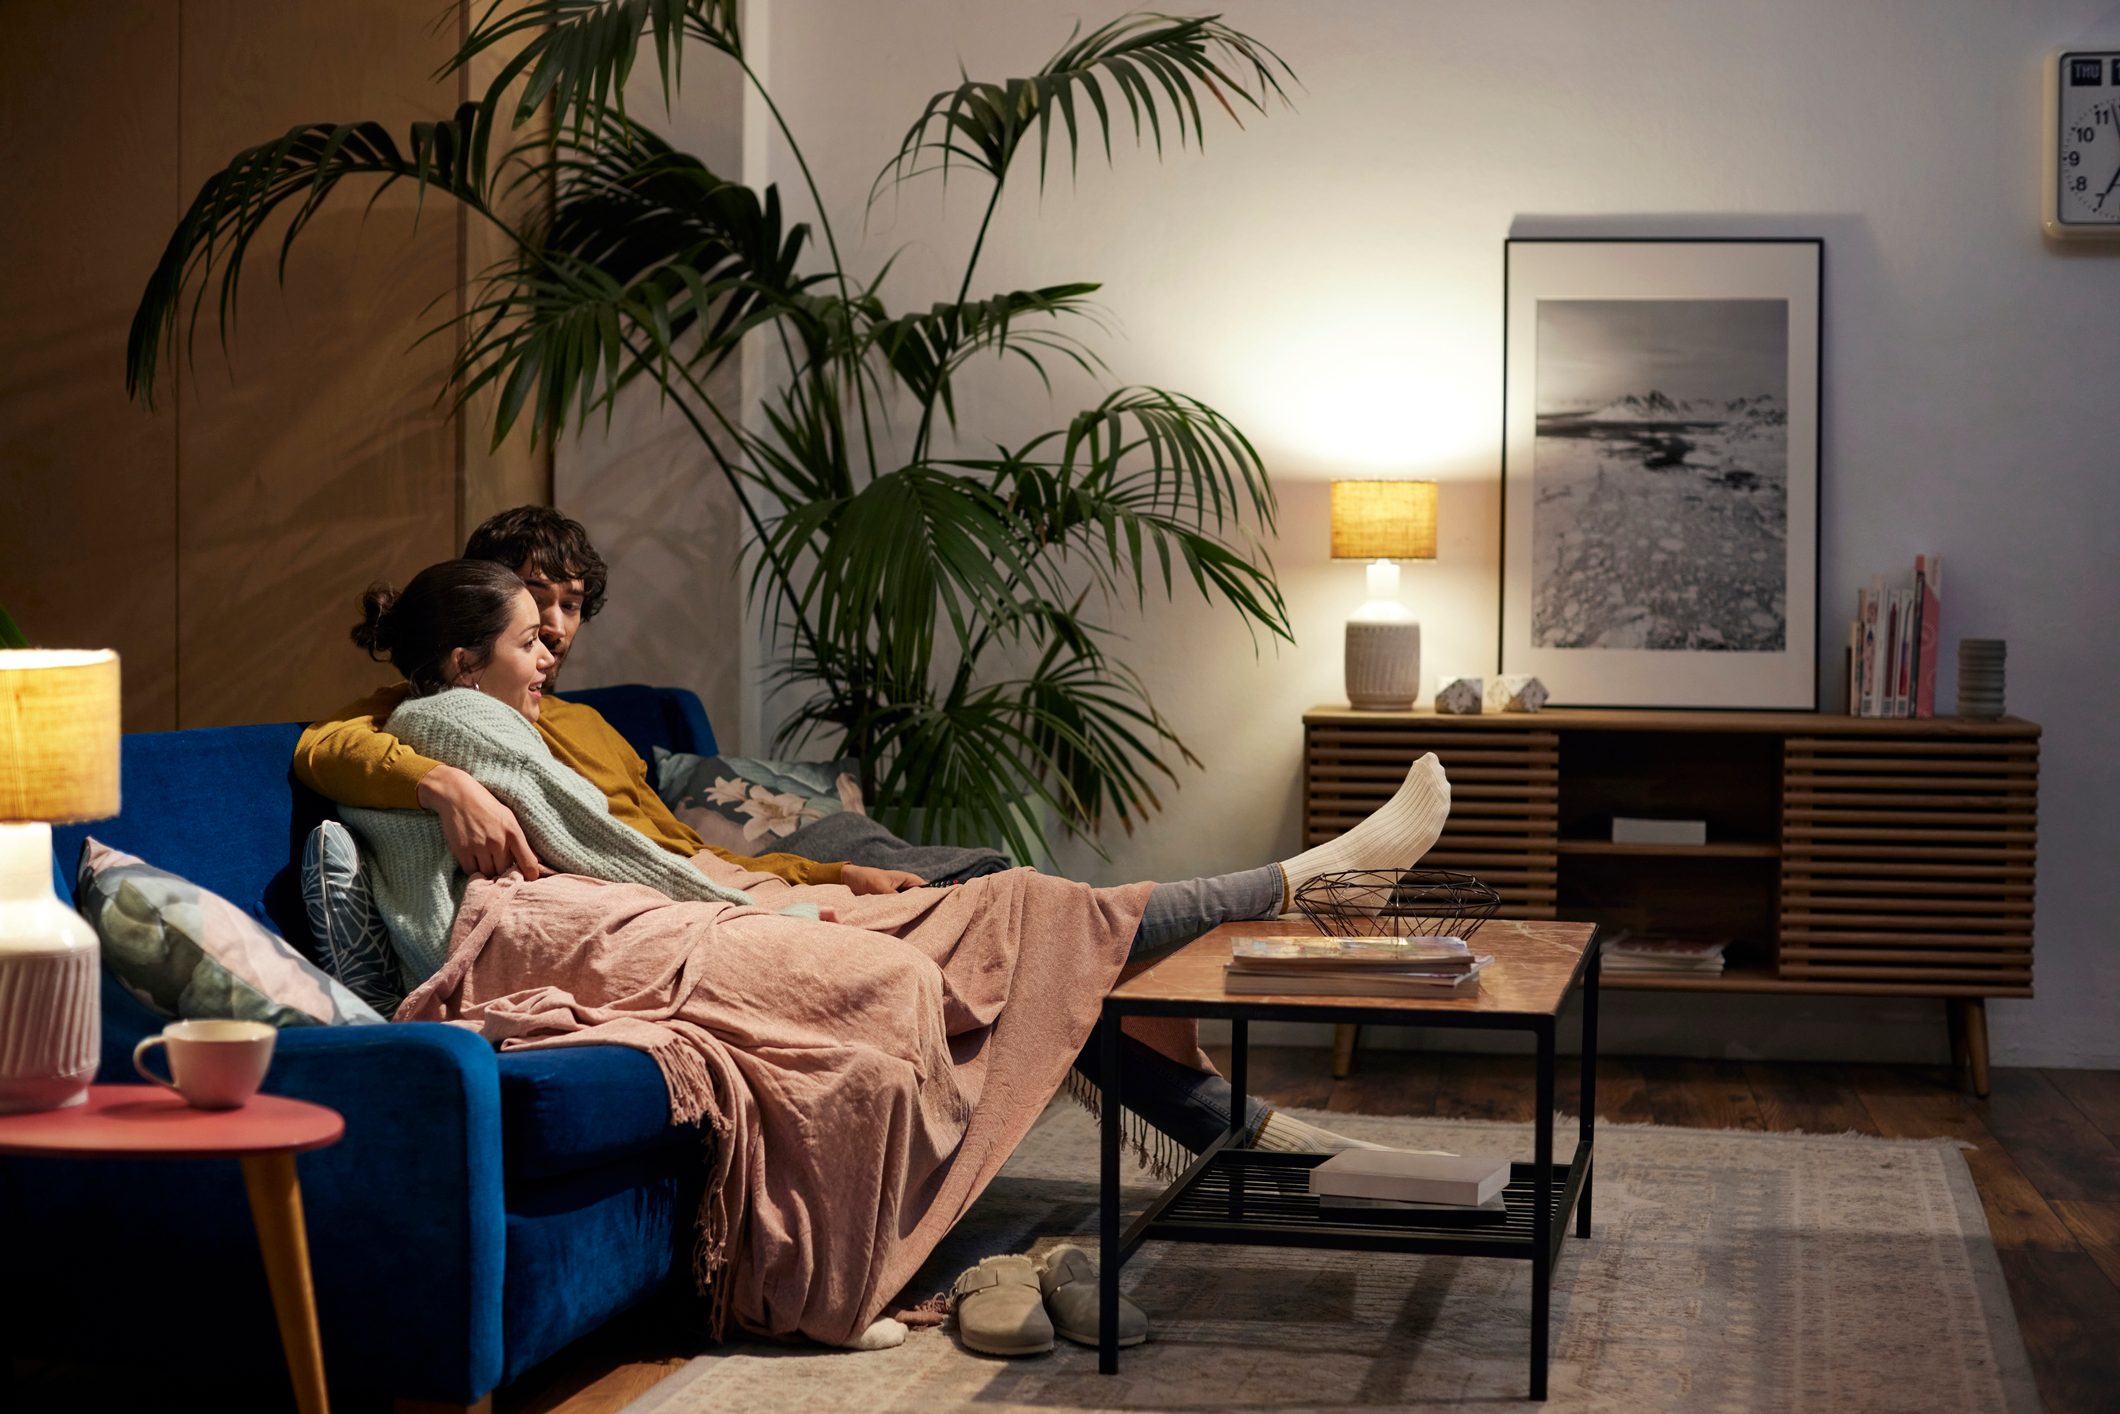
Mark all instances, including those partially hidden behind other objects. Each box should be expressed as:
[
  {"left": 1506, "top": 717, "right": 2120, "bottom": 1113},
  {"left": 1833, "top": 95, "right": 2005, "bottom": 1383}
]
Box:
[{"left": 1499, "top": 238, "right": 1822, "bottom": 710}]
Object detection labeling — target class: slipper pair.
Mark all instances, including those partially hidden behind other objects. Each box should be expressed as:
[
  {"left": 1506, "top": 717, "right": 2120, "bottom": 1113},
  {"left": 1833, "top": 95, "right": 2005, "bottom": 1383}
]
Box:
[{"left": 948, "top": 1244, "right": 1148, "bottom": 1357}]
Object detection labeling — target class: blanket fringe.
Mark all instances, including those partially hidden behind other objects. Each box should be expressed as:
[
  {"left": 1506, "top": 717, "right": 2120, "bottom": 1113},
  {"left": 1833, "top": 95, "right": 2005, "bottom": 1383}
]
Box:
[{"left": 1061, "top": 1069, "right": 1195, "bottom": 1185}]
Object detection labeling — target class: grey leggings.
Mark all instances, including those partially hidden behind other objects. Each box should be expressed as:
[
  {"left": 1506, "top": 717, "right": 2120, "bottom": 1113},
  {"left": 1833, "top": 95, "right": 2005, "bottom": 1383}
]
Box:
[{"left": 1067, "top": 864, "right": 1286, "bottom": 1152}]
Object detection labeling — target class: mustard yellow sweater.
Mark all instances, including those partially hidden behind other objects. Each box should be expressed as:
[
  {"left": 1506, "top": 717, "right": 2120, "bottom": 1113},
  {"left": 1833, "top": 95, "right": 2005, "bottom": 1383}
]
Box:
[{"left": 291, "top": 684, "right": 844, "bottom": 886}]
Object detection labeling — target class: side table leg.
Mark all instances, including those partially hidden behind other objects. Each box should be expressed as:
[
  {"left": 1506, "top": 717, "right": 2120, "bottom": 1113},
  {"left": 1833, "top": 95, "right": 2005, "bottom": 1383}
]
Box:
[
  {"left": 1960, "top": 999, "right": 1991, "bottom": 1099},
  {"left": 1579, "top": 945, "right": 1600, "bottom": 1240},
  {"left": 1099, "top": 1009, "right": 1122, "bottom": 1375},
  {"left": 240, "top": 1152, "right": 330, "bottom": 1414},
  {"left": 1531, "top": 1023, "right": 1555, "bottom": 1401}
]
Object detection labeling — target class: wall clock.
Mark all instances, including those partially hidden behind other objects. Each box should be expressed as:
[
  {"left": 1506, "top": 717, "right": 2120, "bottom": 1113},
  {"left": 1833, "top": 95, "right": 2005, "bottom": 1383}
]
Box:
[{"left": 2045, "top": 49, "right": 2120, "bottom": 239}]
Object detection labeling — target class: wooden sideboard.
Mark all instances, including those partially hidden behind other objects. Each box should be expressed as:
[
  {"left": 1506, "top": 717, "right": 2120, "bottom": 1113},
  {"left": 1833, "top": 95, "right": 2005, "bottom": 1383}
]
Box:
[{"left": 1302, "top": 706, "right": 2040, "bottom": 1095}]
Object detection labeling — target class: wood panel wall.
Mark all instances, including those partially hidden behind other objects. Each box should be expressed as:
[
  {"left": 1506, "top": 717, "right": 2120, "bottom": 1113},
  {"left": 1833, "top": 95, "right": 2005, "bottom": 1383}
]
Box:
[{"left": 0, "top": 1, "right": 552, "bottom": 732}]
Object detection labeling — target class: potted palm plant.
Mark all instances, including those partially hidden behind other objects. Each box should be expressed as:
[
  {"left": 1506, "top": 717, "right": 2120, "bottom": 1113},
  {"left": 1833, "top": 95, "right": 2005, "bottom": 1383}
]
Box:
[{"left": 128, "top": 1, "right": 1296, "bottom": 862}]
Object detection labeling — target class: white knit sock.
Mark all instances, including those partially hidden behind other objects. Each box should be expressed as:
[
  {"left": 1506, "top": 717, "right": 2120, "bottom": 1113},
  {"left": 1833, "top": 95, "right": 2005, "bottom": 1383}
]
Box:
[
  {"left": 1251, "top": 1110, "right": 1393, "bottom": 1153},
  {"left": 1279, "top": 752, "right": 1450, "bottom": 896},
  {"left": 839, "top": 1316, "right": 908, "bottom": 1351}
]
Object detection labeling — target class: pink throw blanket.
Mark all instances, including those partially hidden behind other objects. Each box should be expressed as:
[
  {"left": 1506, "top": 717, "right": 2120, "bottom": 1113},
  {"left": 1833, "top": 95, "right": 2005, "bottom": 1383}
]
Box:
[{"left": 396, "top": 853, "right": 1153, "bottom": 1346}]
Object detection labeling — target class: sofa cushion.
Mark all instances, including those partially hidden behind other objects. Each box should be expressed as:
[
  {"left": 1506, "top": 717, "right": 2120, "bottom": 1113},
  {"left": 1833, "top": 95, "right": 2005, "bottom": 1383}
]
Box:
[
  {"left": 301, "top": 821, "right": 405, "bottom": 1014},
  {"left": 496, "top": 1044, "right": 694, "bottom": 1184},
  {"left": 77, "top": 838, "right": 385, "bottom": 1027},
  {"left": 653, "top": 749, "right": 864, "bottom": 853}
]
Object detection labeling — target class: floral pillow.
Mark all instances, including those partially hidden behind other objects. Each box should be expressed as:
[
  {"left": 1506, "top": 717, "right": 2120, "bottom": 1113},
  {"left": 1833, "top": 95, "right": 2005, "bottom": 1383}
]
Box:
[
  {"left": 654, "top": 750, "right": 865, "bottom": 856},
  {"left": 75, "top": 838, "right": 385, "bottom": 1028}
]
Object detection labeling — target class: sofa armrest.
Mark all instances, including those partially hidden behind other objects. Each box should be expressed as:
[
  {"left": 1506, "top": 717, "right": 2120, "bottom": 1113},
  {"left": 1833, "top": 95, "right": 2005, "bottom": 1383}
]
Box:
[{"left": 264, "top": 1022, "right": 507, "bottom": 1405}]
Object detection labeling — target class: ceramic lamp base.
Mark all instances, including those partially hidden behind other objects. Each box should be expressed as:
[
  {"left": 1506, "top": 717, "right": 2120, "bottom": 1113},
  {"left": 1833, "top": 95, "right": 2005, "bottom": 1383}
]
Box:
[
  {"left": 1345, "top": 619, "right": 1421, "bottom": 712},
  {"left": 0, "top": 823, "right": 101, "bottom": 1114}
]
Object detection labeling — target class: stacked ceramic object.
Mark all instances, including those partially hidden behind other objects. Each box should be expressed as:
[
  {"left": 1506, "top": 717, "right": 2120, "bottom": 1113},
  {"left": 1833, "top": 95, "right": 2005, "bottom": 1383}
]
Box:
[{"left": 1957, "top": 639, "right": 2005, "bottom": 719}]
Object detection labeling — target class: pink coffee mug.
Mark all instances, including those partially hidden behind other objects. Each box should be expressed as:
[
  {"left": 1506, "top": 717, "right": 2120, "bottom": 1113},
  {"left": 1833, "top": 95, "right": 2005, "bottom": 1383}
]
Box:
[{"left": 132, "top": 1019, "right": 277, "bottom": 1110}]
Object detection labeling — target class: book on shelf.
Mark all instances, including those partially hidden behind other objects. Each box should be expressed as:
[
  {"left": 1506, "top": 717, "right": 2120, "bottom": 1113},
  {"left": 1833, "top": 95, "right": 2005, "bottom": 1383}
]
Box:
[
  {"left": 1316, "top": 1190, "right": 1509, "bottom": 1218},
  {"left": 1600, "top": 931, "right": 1728, "bottom": 975},
  {"left": 1610, "top": 816, "right": 1708, "bottom": 846},
  {"left": 1914, "top": 554, "right": 1942, "bottom": 718},
  {"left": 1848, "top": 554, "right": 1944, "bottom": 718},
  {"left": 1308, "top": 1150, "right": 1512, "bottom": 1206},
  {"left": 1228, "top": 934, "right": 1474, "bottom": 971},
  {"left": 1222, "top": 956, "right": 1492, "bottom": 996}
]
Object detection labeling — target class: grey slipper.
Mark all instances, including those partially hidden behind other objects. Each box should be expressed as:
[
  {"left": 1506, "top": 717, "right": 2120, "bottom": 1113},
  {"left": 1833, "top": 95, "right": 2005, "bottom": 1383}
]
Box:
[
  {"left": 1038, "top": 1244, "right": 1148, "bottom": 1348},
  {"left": 950, "top": 1254, "right": 1053, "bottom": 1357}
]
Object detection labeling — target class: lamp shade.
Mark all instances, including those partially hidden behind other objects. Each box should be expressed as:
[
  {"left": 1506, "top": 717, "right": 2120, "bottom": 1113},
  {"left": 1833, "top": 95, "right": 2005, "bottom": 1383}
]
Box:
[
  {"left": 1330, "top": 480, "right": 1438, "bottom": 561},
  {"left": 0, "top": 650, "right": 121, "bottom": 823}
]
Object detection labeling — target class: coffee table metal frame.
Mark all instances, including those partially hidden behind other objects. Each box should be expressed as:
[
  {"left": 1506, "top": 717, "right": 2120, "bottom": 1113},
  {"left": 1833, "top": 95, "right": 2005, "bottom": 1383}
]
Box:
[{"left": 1096, "top": 934, "right": 1600, "bottom": 1400}]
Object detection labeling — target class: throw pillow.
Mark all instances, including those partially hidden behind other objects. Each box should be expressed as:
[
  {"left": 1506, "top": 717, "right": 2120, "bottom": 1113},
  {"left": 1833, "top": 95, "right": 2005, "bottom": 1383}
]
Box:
[
  {"left": 653, "top": 750, "right": 865, "bottom": 855},
  {"left": 75, "top": 838, "right": 385, "bottom": 1028},
  {"left": 300, "top": 821, "right": 405, "bottom": 1015}
]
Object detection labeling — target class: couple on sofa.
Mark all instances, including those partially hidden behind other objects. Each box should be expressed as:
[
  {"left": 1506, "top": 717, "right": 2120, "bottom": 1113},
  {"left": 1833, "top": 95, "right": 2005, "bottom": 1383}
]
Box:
[{"left": 302, "top": 507, "right": 1451, "bottom": 1353}]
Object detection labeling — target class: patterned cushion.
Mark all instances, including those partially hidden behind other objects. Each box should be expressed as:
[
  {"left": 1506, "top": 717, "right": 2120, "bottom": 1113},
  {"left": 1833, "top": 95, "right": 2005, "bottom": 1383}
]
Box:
[
  {"left": 653, "top": 750, "right": 865, "bottom": 855},
  {"left": 76, "top": 838, "right": 384, "bottom": 1027},
  {"left": 300, "top": 821, "right": 405, "bottom": 1015}
]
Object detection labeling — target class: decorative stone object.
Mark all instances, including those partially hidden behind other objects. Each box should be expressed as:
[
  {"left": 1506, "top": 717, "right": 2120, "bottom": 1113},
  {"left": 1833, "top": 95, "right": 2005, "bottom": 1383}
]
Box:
[
  {"left": 1433, "top": 677, "right": 1483, "bottom": 715},
  {"left": 1485, "top": 674, "right": 1548, "bottom": 714}
]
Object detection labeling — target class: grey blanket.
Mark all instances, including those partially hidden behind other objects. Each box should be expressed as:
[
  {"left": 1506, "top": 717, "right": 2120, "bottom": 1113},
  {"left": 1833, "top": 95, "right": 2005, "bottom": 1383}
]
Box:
[{"left": 778, "top": 811, "right": 1011, "bottom": 886}]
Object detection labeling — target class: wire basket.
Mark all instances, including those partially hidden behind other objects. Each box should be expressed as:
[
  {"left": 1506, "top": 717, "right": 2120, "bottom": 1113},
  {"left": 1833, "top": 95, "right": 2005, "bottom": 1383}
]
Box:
[{"left": 1292, "top": 869, "right": 1502, "bottom": 940}]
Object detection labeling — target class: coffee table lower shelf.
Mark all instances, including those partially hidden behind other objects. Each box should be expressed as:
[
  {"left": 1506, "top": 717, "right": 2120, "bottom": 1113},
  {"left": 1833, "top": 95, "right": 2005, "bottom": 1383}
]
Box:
[{"left": 1124, "top": 1142, "right": 1593, "bottom": 1264}]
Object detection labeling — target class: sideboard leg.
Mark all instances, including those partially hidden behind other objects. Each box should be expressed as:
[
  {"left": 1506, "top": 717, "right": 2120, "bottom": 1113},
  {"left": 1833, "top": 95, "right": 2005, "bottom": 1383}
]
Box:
[
  {"left": 1959, "top": 999, "right": 1991, "bottom": 1099},
  {"left": 1330, "top": 1023, "right": 1360, "bottom": 1080},
  {"left": 1946, "top": 1000, "right": 1968, "bottom": 1080}
]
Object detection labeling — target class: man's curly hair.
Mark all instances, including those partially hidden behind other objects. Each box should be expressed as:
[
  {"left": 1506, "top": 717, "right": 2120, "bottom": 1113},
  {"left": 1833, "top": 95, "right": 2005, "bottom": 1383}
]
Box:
[{"left": 463, "top": 506, "right": 609, "bottom": 620}]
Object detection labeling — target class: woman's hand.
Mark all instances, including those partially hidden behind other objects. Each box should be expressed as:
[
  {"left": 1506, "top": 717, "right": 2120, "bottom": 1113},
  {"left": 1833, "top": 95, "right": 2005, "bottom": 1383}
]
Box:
[
  {"left": 416, "top": 764, "right": 542, "bottom": 879},
  {"left": 841, "top": 864, "right": 925, "bottom": 895}
]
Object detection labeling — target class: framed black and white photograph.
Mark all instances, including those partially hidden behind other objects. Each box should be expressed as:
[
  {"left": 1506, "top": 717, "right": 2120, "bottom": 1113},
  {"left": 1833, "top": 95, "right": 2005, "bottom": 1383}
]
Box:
[{"left": 1500, "top": 238, "right": 1821, "bottom": 709}]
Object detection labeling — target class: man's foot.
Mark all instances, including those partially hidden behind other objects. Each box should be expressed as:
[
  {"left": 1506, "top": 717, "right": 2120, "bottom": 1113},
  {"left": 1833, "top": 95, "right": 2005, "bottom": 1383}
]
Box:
[{"left": 1278, "top": 752, "right": 1450, "bottom": 895}]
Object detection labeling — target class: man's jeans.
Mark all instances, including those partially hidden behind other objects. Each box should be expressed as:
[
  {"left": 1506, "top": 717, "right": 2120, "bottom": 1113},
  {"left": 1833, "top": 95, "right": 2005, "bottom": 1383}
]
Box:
[{"left": 1067, "top": 864, "right": 1284, "bottom": 1152}]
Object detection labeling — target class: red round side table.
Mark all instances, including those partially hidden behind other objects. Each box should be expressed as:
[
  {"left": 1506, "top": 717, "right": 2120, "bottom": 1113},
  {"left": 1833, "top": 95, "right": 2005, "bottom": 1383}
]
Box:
[{"left": 0, "top": 1086, "right": 345, "bottom": 1414}]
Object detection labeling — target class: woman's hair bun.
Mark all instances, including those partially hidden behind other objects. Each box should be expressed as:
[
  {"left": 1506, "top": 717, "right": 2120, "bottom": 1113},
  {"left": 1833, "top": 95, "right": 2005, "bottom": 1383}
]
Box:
[{"left": 351, "top": 583, "right": 400, "bottom": 658}]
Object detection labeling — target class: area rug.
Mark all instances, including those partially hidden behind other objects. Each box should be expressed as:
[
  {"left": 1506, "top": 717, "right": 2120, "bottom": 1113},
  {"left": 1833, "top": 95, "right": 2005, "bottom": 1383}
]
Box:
[{"left": 621, "top": 1102, "right": 2037, "bottom": 1413}]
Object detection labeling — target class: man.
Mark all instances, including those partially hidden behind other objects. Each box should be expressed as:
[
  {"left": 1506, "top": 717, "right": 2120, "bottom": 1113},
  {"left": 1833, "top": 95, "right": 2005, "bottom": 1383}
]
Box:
[{"left": 294, "top": 506, "right": 921, "bottom": 894}]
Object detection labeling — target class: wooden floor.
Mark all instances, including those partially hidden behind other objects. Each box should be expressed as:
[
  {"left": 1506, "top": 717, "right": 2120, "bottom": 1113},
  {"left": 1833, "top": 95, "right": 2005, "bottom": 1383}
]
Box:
[{"left": 499, "top": 1051, "right": 2120, "bottom": 1414}]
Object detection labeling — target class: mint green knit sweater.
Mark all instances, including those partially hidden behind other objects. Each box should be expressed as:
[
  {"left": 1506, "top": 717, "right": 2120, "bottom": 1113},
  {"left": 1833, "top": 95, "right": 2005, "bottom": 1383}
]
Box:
[{"left": 343, "top": 689, "right": 764, "bottom": 984}]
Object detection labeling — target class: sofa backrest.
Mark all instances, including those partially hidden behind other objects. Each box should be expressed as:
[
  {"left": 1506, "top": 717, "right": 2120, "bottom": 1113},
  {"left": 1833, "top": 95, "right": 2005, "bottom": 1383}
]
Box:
[{"left": 49, "top": 683, "right": 719, "bottom": 953}]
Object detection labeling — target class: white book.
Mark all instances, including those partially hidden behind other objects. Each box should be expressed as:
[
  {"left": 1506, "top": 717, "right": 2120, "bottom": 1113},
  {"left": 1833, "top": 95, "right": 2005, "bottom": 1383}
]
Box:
[
  {"left": 1866, "top": 574, "right": 1888, "bottom": 717},
  {"left": 1317, "top": 1191, "right": 1508, "bottom": 1214},
  {"left": 1307, "top": 1150, "right": 1512, "bottom": 1206}
]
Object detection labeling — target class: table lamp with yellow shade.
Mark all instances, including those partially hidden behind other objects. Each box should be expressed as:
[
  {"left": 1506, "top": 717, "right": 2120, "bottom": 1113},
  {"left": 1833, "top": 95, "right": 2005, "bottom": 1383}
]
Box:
[
  {"left": 0, "top": 650, "right": 120, "bottom": 1112},
  {"left": 1331, "top": 480, "right": 1436, "bottom": 711}
]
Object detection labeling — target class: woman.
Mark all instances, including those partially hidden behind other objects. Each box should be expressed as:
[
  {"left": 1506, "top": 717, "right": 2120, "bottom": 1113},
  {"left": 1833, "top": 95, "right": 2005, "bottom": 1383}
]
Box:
[{"left": 345, "top": 560, "right": 1451, "bottom": 1349}]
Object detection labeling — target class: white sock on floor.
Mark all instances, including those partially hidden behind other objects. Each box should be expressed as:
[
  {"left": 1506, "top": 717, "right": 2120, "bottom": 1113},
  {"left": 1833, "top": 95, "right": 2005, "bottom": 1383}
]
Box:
[
  {"left": 1250, "top": 1109, "right": 1393, "bottom": 1153},
  {"left": 1279, "top": 753, "right": 1451, "bottom": 896},
  {"left": 839, "top": 1317, "right": 908, "bottom": 1351}
]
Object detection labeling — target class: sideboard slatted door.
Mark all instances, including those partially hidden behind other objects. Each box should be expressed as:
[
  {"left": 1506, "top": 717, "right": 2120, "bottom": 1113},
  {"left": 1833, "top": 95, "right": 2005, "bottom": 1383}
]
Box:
[
  {"left": 1305, "top": 721, "right": 1560, "bottom": 919},
  {"left": 1779, "top": 733, "right": 2038, "bottom": 994}
]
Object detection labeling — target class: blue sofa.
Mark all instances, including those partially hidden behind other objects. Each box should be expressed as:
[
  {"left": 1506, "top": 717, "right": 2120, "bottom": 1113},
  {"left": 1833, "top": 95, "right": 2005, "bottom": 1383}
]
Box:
[{"left": 0, "top": 685, "right": 719, "bottom": 1409}]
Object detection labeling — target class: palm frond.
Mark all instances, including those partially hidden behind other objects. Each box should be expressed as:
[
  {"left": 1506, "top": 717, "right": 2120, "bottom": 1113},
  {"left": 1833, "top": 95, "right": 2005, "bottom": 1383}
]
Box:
[
  {"left": 867, "top": 283, "right": 1107, "bottom": 426},
  {"left": 877, "top": 13, "right": 1292, "bottom": 198},
  {"left": 0, "top": 603, "right": 27, "bottom": 650},
  {"left": 448, "top": 0, "right": 741, "bottom": 133},
  {"left": 128, "top": 104, "right": 503, "bottom": 408}
]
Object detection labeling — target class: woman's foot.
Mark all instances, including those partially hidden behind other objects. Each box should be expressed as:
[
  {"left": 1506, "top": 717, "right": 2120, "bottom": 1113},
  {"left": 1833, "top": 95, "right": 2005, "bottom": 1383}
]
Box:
[
  {"left": 1279, "top": 752, "right": 1450, "bottom": 896},
  {"left": 839, "top": 1316, "right": 908, "bottom": 1351}
]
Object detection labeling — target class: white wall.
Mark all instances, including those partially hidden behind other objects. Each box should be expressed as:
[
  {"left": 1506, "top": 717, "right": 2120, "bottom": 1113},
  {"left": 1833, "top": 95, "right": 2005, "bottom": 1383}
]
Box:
[{"left": 744, "top": 0, "right": 2120, "bottom": 1066}]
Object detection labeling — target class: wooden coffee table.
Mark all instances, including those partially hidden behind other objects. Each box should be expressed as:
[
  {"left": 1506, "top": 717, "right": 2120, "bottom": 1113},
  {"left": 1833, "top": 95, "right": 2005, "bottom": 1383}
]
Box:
[
  {"left": 1095, "top": 919, "right": 1601, "bottom": 1399},
  {"left": 0, "top": 1087, "right": 345, "bottom": 1413}
]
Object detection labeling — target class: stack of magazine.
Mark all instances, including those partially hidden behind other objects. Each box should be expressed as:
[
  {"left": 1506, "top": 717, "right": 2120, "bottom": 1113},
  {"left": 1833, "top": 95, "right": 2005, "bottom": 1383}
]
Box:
[
  {"left": 1601, "top": 931, "right": 1727, "bottom": 977},
  {"left": 1221, "top": 935, "right": 1493, "bottom": 997}
]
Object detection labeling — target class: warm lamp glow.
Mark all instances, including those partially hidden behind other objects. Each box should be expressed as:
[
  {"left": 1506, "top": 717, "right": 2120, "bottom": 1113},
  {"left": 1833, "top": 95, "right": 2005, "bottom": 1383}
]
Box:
[
  {"left": 0, "top": 650, "right": 121, "bottom": 823},
  {"left": 1330, "top": 480, "right": 1438, "bottom": 562}
]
